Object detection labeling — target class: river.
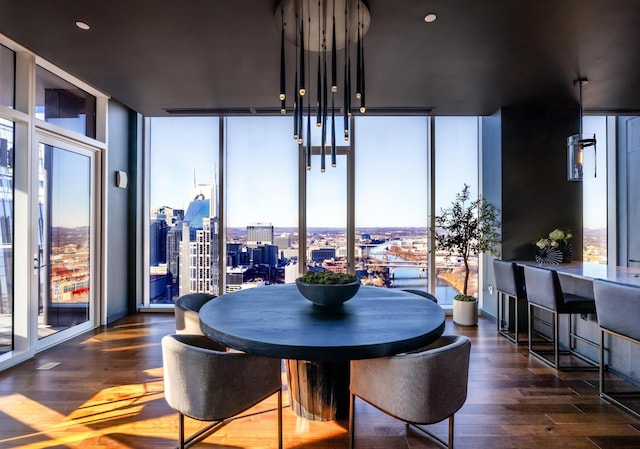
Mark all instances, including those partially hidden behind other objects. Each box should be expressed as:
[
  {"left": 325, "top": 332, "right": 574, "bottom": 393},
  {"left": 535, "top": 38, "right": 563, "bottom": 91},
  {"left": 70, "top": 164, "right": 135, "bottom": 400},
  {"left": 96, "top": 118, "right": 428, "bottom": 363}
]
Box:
[{"left": 367, "top": 240, "right": 459, "bottom": 305}]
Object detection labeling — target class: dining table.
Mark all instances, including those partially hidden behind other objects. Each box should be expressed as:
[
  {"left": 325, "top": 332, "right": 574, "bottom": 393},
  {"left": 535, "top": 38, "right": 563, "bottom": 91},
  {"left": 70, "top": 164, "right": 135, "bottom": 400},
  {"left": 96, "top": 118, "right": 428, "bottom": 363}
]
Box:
[{"left": 199, "top": 284, "right": 446, "bottom": 420}]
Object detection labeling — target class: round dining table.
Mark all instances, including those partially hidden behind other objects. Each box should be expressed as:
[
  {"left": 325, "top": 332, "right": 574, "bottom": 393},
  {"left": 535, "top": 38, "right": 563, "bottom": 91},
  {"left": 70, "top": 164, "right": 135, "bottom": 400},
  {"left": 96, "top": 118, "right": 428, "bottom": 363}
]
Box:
[{"left": 199, "top": 284, "right": 446, "bottom": 420}]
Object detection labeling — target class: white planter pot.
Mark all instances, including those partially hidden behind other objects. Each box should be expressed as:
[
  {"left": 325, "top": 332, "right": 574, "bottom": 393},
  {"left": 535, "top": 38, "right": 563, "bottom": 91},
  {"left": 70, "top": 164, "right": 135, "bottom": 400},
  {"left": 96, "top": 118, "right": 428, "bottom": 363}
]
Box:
[{"left": 453, "top": 299, "right": 478, "bottom": 326}]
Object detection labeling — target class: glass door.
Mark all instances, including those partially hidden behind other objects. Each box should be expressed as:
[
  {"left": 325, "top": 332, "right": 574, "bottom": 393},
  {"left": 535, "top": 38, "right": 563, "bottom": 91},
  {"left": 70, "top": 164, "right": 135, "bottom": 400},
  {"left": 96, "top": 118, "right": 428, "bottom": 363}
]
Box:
[{"left": 33, "top": 134, "right": 97, "bottom": 346}]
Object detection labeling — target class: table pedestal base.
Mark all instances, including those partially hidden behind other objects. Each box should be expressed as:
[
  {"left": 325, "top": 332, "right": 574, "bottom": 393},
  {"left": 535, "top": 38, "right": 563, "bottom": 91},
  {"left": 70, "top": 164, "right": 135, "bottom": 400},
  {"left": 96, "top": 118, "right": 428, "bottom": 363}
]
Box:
[{"left": 285, "top": 359, "right": 350, "bottom": 421}]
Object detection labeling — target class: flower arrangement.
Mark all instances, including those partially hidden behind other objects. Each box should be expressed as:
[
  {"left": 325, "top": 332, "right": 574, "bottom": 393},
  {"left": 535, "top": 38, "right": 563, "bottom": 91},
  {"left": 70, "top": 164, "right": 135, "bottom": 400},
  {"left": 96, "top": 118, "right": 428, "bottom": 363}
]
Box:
[{"left": 535, "top": 228, "right": 573, "bottom": 264}]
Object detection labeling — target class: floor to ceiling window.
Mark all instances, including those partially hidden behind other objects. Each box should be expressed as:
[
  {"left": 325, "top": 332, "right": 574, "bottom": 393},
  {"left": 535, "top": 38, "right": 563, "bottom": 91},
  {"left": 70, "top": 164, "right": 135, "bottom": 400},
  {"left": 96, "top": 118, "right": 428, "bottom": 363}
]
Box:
[
  {"left": 0, "top": 118, "right": 14, "bottom": 355},
  {"left": 304, "top": 118, "right": 348, "bottom": 277},
  {"left": 145, "top": 115, "right": 483, "bottom": 306},
  {"left": 147, "top": 117, "right": 219, "bottom": 304},
  {"left": 354, "top": 116, "right": 429, "bottom": 292},
  {"left": 0, "top": 44, "right": 15, "bottom": 355},
  {"left": 582, "top": 116, "right": 608, "bottom": 264},
  {"left": 434, "top": 117, "right": 479, "bottom": 304},
  {"left": 225, "top": 116, "right": 299, "bottom": 292}
]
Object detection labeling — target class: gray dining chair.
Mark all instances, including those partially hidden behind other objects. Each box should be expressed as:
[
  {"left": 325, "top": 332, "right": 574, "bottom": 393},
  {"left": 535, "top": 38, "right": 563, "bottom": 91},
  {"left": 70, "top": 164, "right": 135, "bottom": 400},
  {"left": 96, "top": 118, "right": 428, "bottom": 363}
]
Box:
[
  {"left": 593, "top": 279, "right": 640, "bottom": 418},
  {"left": 523, "top": 265, "right": 598, "bottom": 370},
  {"left": 162, "top": 334, "right": 283, "bottom": 449},
  {"left": 174, "top": 293, "right": 215, "bottom": 335},
  {"left": 349, "top": 335, "right": 471, "bottom": 449},
  {"left": 492, "top": 259, "right": 527, "bottom": 344}
]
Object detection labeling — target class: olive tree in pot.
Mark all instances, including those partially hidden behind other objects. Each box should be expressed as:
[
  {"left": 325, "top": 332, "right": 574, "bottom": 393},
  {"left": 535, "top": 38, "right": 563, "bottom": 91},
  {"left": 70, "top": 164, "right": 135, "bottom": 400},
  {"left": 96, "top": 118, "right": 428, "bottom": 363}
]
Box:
[{"left": 434, "top": 184, "right": 500, "bottom": 325}]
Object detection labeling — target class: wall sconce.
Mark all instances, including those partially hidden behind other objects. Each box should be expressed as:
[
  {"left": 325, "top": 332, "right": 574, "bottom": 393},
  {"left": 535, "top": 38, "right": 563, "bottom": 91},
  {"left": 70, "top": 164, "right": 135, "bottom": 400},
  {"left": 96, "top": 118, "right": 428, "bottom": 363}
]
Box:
[{"left": 567, "top": 78, "right": 596, "bottom": 181}]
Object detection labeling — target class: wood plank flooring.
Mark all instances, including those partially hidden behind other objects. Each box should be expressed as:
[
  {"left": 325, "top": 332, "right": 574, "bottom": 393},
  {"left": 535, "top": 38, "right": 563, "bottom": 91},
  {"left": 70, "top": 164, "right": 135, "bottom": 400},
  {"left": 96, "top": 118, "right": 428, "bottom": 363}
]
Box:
[{"left": 1, "top": 313, "right": 640, "bottom": 448}]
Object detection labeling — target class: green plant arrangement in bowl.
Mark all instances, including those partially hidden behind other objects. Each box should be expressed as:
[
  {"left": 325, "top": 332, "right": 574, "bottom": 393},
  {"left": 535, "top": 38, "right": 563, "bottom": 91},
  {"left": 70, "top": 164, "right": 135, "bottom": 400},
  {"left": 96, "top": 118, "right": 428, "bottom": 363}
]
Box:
[{"left": 295, "top": 271, "right": 361, "bottom": 307}]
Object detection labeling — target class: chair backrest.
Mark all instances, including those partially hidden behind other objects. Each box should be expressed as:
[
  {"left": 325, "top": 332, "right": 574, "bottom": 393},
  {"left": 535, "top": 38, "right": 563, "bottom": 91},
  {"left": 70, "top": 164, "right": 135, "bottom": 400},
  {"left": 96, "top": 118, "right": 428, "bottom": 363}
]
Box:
[
  {"left": 350, "top": 335, "right": 471, "bottom": 425},
  {"left": 593, "top": 279, "right": 640, "bottom": 341},
  {"left": 174, "top": 293, "right": 215, "bottom": 335},
  {"left": 401, "top": 289, "right": 438, "bottom": 303},
  {"left": 161, "top": 334, "right": 281, "bottom": 422},
  {"left": 493, "top": 259, "right": 526, "bottom": 299},
  {"left": 523, "top": 265, "right": 562, "bottom": 311}
]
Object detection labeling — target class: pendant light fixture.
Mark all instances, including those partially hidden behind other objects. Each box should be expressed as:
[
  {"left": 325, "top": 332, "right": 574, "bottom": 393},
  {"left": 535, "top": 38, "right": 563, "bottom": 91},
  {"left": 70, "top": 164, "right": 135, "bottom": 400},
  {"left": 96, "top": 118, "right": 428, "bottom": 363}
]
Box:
[
  {"left": 276, "top": 0, "right": 370, "bottom": 172},
  {"left": 567, "top": 78, "right": 596, "bottom": 181}
]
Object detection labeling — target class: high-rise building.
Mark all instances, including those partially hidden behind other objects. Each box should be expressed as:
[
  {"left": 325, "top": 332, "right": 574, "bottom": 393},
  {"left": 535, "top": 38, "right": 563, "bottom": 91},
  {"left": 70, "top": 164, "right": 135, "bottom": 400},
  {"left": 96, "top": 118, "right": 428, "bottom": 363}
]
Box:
[
  {"left": 246, "top": 222, "right": 273, "bottom": 248},
  {"left": 274, "top": 233, "right": 291, "bottom": 251},
  {"left": 178, "top": 195, "right": 219, "bottom": 297}
]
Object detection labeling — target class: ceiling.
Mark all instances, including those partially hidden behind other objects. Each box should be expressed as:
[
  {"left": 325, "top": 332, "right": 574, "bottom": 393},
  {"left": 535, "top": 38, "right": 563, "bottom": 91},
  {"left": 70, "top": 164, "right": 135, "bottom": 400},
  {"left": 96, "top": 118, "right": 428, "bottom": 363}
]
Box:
[{"left": 1, "top": 0, "right": 640, "bottom": 117}]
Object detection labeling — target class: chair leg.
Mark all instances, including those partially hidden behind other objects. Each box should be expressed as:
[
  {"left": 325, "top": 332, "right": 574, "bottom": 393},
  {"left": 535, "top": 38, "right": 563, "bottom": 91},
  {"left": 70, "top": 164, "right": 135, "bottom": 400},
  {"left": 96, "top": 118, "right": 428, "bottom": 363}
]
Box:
[
  {"left": 528, "top": 302, "right": 534, "bottom": 355},
  {"left": 277, "top": 388, "right": 283, "bottom": 449},
  {"left": 513, "top": 297, "right": 519, "bottom": 344},
  {"left": 448, "top": 414, "right": 454, "bottom": 449},
  {"left": 409, "top": 419, "right": 451, "bottom": 449},
  {"left": 349, "top": 393, "right": 356, "bottom": 449},
  {"left": 553, "top": 311, "right": 559, "bottom": 369},
  {"left": 498, "top": 292, "right": 518, "bottom": 344},
  {"left": 179, "top": 413, "right": 185, "bottom": 449},
  {"left": 599, "top": 328, "right": 605, "bottom": 396}
]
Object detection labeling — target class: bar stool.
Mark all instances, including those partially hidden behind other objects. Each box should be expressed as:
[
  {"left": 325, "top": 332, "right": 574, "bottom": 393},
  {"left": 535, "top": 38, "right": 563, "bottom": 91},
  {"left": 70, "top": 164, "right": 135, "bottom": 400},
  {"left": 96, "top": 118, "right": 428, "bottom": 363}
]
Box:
[
  {"left": 523, "top": 265, "right": 598, "bottom": 370},
  {"left": 593, "top": 279, "right": 640, "bottom": 418},
  {"left": 492, "top": 259, "right": 527, "bottom": 344}
]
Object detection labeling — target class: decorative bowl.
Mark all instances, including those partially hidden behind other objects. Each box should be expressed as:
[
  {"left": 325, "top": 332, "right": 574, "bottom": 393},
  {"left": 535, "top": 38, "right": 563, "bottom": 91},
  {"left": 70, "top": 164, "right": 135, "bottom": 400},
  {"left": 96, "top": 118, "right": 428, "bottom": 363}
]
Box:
[{"left": 295, "top": 278, "right": 361, "bottom": 307}]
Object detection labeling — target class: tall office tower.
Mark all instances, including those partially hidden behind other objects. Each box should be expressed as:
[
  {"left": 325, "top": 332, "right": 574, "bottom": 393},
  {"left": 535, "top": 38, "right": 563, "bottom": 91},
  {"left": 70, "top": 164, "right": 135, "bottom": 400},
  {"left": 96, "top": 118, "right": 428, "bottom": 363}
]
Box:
[
  {"left": 177, "top": 191, "right": 220, "bottom": 297},
  {"left": 166, "top": 224, "right": 182, "bottom": 299},
  {"left": 149, "top": 219, "right": 168, "bottom": 266},
  {"left": 246, "top": 222, "right": 274, "bottom": 248}
]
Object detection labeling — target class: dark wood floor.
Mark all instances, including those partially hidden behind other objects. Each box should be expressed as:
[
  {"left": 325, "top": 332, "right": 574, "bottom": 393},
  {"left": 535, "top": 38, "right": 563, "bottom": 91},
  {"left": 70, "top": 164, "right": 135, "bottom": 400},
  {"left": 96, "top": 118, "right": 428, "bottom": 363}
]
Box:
[{"left": 1, "top": 313, "right": 640, "bottom": 449}]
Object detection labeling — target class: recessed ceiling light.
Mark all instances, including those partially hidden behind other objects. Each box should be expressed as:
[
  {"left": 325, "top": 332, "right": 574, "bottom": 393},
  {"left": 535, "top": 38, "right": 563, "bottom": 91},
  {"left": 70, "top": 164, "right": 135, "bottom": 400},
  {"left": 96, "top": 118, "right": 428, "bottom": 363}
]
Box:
[
  {"left": 75, "top": 21, "right": 91, "bottom": 30},
  {"left": 424, "top": 13, "right": 437, "bottom": 23}
]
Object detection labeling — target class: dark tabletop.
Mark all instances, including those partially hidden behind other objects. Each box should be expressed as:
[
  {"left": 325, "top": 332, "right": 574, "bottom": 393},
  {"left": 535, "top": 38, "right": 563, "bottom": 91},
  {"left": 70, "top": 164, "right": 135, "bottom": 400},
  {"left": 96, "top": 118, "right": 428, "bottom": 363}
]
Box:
[{"left": 199, "top": 284, "right": 446, "bottom": 361}]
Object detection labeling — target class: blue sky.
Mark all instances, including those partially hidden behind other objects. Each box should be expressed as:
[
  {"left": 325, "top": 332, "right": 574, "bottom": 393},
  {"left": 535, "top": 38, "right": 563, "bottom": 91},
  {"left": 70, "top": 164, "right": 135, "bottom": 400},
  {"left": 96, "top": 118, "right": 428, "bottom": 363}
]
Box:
[{"left": 149, "top": 115, "right": 605, "bottom": 229}]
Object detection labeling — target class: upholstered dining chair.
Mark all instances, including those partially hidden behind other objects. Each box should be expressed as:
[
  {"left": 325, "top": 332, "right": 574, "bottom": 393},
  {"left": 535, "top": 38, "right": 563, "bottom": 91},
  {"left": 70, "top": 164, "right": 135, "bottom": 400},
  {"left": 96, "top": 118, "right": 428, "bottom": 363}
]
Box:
[
  {"left": 174, "top": 293, "right": 215, "bottom": 335},
  {"left": 349, "top": 335, "right": 471, "bottom": 449},
  {"left": 523, "top": 265, "right": 598, "bottom": 370},
  {"left": 162, "top": 334, "right": 283, "bottom": 449},
  {"left": 401, "top": 288, "right": 439, "bottom": 303},
  {"left": 593, "top": 279, "right": 640, "bottom": 418},
  {"left": 492, "top": 259, "right": 527, "bottom": 344}
]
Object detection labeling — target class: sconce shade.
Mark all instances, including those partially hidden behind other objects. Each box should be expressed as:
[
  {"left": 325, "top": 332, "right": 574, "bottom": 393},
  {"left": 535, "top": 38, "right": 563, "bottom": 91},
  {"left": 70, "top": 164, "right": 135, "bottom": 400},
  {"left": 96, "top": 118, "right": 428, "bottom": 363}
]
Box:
[
  {"left": 567, "top": 133, "right": 596, "bottom": 181},
  {"left": 567, "top": 78, "right": 596, "bottom": 181}
]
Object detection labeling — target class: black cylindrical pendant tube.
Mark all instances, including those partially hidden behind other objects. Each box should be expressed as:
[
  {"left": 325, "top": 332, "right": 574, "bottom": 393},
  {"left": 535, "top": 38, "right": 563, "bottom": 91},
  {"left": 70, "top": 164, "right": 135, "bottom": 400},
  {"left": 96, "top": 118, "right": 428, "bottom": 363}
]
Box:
[
  {"left": 280, "top": 12, "right": 286, "bottom": 102},
  {"left": 331, "top": 95, "right": 336, "bottom": 167},
  {"left": 316, "top": 53, "right": 322, "bottom": 127}
]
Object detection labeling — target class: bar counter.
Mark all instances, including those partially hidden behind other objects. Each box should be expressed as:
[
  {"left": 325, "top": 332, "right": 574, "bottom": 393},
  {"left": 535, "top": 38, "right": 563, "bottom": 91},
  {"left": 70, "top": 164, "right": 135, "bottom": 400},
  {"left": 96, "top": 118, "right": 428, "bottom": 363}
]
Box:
[{"left": 516, "top": 261, "right": 640, "bottom": 287}]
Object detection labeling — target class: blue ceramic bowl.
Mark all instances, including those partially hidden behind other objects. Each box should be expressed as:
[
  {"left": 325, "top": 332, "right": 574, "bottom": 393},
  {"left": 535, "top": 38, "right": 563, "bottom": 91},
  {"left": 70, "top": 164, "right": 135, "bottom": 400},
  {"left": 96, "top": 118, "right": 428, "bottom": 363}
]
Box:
[{"left": 295, "top": 279, "right": 361, "bottom": 306}]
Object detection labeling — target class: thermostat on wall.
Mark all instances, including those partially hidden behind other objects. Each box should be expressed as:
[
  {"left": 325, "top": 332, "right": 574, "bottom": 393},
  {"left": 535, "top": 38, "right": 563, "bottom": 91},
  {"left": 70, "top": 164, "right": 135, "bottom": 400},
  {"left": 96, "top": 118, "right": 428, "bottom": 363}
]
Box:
[{"left": 115, "top": 170, "right": 128, "bottom": 189}]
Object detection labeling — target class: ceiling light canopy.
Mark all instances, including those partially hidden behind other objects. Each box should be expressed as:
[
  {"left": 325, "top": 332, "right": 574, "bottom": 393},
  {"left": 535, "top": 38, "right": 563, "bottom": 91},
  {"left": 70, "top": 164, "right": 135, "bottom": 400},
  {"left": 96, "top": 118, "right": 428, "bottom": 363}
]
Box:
[
  {"left": 567, "top": 78, "right": 596, "bottom": 181},
  {"left": 75, "top": 21, "right": 90, "bottom": 30},
  {"left": 424, "top": 13, "right": 437, "bottom": 23},
  {"left": 276, "top": 0, "right": 370, "bottom": 172}
]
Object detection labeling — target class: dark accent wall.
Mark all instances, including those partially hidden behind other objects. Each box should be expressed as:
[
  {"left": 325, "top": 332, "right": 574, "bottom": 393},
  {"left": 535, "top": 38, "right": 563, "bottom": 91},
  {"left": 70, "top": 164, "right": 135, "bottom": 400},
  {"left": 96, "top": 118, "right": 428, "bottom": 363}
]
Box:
[
  {"left": 106, "top": 100, "right": 142, "bottom": 323},
  {"left": 481, "top": 103, "right": 583, "bottom": 319}
]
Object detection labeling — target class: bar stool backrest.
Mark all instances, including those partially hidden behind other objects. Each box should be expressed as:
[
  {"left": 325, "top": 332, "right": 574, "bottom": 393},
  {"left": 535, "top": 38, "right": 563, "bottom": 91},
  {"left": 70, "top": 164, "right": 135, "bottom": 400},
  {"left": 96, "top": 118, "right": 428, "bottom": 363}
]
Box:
[
  {"left": 593, "top": 279, "right": 640, "bottom": 342},
  {"left": 493, "top": 259, "right": 526, "bottom": 298},
  {"left": 523, "top": 265, "right": 562, "bottom": 311}
]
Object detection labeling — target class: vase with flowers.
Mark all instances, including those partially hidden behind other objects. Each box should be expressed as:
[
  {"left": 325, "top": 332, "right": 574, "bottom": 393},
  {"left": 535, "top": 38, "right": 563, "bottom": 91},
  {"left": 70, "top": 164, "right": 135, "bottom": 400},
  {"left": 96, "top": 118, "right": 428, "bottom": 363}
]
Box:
[{"left": 535, "top": 228, "right": 573, "bottom": 264}]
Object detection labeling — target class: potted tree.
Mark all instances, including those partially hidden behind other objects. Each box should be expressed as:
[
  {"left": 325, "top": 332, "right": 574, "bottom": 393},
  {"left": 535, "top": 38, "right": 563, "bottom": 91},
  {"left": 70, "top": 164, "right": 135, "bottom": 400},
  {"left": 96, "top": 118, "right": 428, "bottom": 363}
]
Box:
[{"left": 434, "top": 184, "right": 500, "bottom": 325}]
